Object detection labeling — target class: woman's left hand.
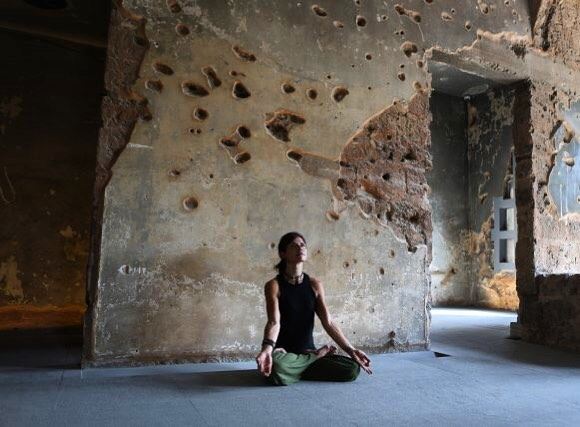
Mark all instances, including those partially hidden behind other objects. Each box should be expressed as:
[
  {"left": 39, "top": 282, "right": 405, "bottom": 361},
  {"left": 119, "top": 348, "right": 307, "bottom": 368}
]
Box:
[{"left": 347, "top": 348, "right": 372, "bottom": 374}]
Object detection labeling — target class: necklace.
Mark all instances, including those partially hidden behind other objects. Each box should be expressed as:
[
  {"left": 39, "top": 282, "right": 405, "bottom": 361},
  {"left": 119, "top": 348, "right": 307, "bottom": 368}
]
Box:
[{"left": 284, "top": 272, "right": 304, "bottom": 285}]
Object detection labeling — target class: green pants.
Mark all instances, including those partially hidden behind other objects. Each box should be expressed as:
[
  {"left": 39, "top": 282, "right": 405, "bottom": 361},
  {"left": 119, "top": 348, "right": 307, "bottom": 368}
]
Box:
[{"left": 270, "top": 352, "right": 361, "bottom": 386}]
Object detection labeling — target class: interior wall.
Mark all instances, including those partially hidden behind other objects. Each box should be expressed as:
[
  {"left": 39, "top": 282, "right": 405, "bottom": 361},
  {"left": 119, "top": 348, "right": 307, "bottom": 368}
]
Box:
[
  {"left": 428, "top": 92, "right": 469, "bottom": 306},
  {"left": 512, "top": 1, "right": 580, "bottom": 352},
  {"left": 429, "top": 86, "right": 518, "bottom": 311},
  {"left": 466, "top": 86, "right": 518, "bottom": 310},
  {"left": 0, "top": 32, "right": 105, "bottom": 329},
  {"left": 86, "top": 0, "right": 532, "bottom": 366}
]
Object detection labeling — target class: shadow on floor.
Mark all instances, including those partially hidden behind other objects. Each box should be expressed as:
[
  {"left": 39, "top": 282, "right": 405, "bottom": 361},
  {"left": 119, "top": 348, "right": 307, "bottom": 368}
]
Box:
[
  {"left": 0, "top": 326, "right": 81, "bottom": 369},
  {"left": 153, "top": 369, "right": 271, "bottom": 389}
]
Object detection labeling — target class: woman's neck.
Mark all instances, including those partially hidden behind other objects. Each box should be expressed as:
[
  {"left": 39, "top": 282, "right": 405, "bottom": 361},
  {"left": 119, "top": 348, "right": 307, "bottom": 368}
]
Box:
[{"left": 284, "top": 263, "right": 303, "bottom": 280}]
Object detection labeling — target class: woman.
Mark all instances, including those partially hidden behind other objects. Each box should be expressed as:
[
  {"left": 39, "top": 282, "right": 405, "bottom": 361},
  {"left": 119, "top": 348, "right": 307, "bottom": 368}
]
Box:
[{"left": 255, "top": 232, "right": 372, "bottom": 385}]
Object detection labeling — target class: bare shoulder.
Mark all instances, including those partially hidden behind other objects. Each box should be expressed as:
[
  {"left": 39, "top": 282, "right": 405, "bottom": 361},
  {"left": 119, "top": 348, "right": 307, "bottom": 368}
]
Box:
[
  {"left": 264, "top": 278, "right": 280, "bottom": 294},
  {"left": 309, "top": 275, "right": 325, "bottom": 296}
]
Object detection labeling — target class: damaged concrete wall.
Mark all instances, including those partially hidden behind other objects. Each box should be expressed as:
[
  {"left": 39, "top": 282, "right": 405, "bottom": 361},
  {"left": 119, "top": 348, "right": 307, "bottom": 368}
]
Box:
[
  {"left": 508, "top": 0, "right": 580, "bottom": 351},
  {"left": 429, "top": 86, "right": 518, "bottom": 311},
  {"left": 428, "top": 92, "right": 470, "bottom": 306},
  {"left": 467, "top": 86, "right": 518, "bottom": 310},
  {"left": 0, "top": 32, "right": 105, "bottom": 329},
  {"left": 87, "top": 0, "right": 532, "bottom": 365}
]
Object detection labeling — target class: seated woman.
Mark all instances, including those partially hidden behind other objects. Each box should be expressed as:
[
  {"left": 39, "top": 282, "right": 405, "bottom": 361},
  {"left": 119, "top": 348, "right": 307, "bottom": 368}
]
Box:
[{"left": 255, "top": 232, "right": 372, "bottom": 385}]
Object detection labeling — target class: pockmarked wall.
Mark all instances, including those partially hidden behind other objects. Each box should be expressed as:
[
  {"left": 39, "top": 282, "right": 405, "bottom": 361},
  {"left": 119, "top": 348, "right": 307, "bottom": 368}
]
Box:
[
  {"left": 87, "top": 0, "right": 531, "bottom": 365},
  {"left": 466, "top": 87, "right": 517, "bottom": 310},
  {"left": 429, "top": 87, "right": 518, "bottom": 311},
  {"left": 512, "top": 1, "right": 580, "bottom": 351},
  {"left": 0, "top": 32, "right": 105, "bottom": 329}
]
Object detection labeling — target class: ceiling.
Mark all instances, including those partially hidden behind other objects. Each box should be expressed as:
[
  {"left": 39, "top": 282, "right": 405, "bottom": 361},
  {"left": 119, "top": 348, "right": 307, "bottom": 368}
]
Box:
[
  {"left": 429, "top": 61, "right": 508, "bottom": 98},
  {"left": 0, "top": 0, "right": 111, "bottom": 48}
]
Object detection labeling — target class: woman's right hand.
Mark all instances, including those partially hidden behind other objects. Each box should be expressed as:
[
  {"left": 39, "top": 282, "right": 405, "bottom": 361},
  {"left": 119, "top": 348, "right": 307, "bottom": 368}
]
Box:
[{"left": 255, "top": 349, "right": 273, "bottom": 376}]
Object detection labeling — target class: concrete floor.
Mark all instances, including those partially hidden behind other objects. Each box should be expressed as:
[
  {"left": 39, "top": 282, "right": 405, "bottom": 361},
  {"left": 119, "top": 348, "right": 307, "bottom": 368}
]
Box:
[{"left": 1, "top": 308, "right": 580, "bottom": 426}]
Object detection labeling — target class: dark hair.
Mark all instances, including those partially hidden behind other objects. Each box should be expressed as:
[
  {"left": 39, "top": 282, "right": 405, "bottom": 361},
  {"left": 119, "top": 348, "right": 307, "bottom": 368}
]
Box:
[{"left": 275, "top": 232, "right": 306, "bottom": 273}]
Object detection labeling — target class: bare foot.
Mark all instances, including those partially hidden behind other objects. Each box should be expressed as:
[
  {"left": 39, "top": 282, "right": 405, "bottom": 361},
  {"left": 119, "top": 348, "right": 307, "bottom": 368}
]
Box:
[{"left": 314, "top": 344, "right": 337, "bottom": 359}]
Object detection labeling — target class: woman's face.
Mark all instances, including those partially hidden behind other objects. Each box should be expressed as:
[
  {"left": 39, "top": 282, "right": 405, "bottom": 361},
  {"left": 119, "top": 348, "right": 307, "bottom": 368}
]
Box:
[{"left": 281, "top": 236, "right": 307, "bottom": 264}]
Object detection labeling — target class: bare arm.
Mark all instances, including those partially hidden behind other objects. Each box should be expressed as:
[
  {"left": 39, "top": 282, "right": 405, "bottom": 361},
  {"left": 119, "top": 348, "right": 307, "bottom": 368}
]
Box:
[
  {"left": 255, "top": 279, "right": 280, "bottom": 376},
  {"left": 261, "top": 279, "right": 280, "bottom": 352},
  {"left": 312, "top": 277, "right": 372, "bottom": 374}
]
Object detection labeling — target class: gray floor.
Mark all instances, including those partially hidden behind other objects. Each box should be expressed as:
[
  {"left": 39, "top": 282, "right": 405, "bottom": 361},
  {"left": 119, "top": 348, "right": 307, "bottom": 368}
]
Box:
[{"left": 1, "top": 308, "right": 580, "bottom": 426}]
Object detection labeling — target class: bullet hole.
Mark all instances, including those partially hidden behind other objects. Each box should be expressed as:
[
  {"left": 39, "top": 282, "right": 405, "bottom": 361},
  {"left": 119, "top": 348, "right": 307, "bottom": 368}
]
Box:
[
  {"left": 306, "top": 88, "right": 318, "bottom": 100},
  {"left": 394, "top": 29, "right": 405, "bottom": 36},
  {"left": 166, "top": 0, "right": 181, "bottom": 13},
  {"left": 153, "top": 62, "right": 174, "bottom": 75},
  {"left": 333, "top": 20, "right": 344, "bottom": 28},
  {"left": 229, "top": 70, "right": 246, "bottom": 77},
  {"left": 397, "top": 72, "right": 406, "bottom": 81},
  {"left": 311, "top": 4, "right": 327, "bottom": 17},
  {"left": 169, "top": 169, "right": 181, "bottom": 177},
  {"left": 209, "top": 173, "right": 214, "bottom": 179},
  {"left": 479, "top": 3, "right": 489, "bottom": 14},
  {"left": 326, "top": 210, "right": 340, "bottom": 221},
  {"left": 175, "top": 23, "right": 190, "bottom": 36},
  {"left": 232, "top": 81, "right": 251, "bottom": 99},
  {"left": 232, "top": 45, "right": 257, "bottom": 62},
  {"left": 202, "top": 66, "right": 222, "bottom": 88},
  {"left": 394, "top": 4, "right": 421, "bottom": 22},
  {"left": 237, "top": 125, "right": 251, "bottom": 139},
  {"left": 356, "top": 15, "right": 367, "bottom": 27},
  {"left": 343, "top": 261, "right": 350, "bottom": 268},
  {"left": 120, "top": 265, "right": 130, "bottom": 275},
  {"left": 381, "top": 15, "right": 388, "bottom": 21},
  {"left": 189, "top": 127, "right": 202, "bottom": 134},
  {"left": 390, "top": 250, "right": 395, "bottom": 257},
  {"left": 441, "top": 12, "right": 453, "bottom": 21},
  {"left": 365, "top": 53, "right": 373, "bottom": 60},
  {"left": 134, "top": 36, "right": 147, "bottom": 47},
  {"left": 379, "top": 267, "right": 385, "bottom": 275},
  {"left": 367, "top": 86, "right": 372, "bottom": 90},
  {"left": 399, "top": 64, "right": 405, "bottom": 68},
  {"left": 464, "top": 21, "right": 472, "bottom": 31},
  {"left": 145, "top": 79, "right": 163, "bottom": 92},
  {"left": 183, "top": 196, "right": 199, "bottom": 211},
  {"left": 451, "top": 8, "right": 456, "bottom": 13},
  {"left": 287, "top": 150, "right": 303, "bottom": 162},
  {"left": 140, "top": 109, "right": 153, "bottom": 122},
  {"left": 563, "top": 156, "right": 575, "bottom": 167},
  {"left": 182, "top": 81, "right": 209, "bottom": 97},
  {"left": 193, "top": 107, "right": 209, "bottom": 121},
  {"left": 337, "top": 178, "right": 347, "bottom": 189},
  {"left": 382, "top": 173, "right": 390, "bottom": 181},
  {"left": 413, "top": 81, "right": 423, "bottom": 92},
  {"left": 400, "top": 41, "right": 418, "bottom": 57},
  {"left": 269, "top": 242, "right": 276, "bottom": 249},
  {"left": 264, "top": 109, "right": 306, "bottom": 142},
  {"left": 416, "top": 60, "right": 424, "bottom": 68},
  {"left": 332, "top": 86, "right": 349, "bottom": 102},
  {"left": 220, "top": 137, "right": 238, "bottom": 147},
  {"left": 282, "top": 82, "right": 296, "bottom": 94},
  {"left": 354, "top": 0, "right": 361, "bottom": 5},
  {"left": 424, "top": 0, "right": 433, "bottom": 3},
  {"left": 234, "top": 151, "right": 252, "bottom": 164},
  {"left": 403, "top": 150, "right": 417, "bottom": 161}
]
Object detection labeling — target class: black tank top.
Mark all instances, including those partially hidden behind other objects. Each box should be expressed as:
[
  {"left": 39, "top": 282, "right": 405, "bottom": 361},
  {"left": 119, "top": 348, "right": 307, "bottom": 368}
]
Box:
[{"left": 275, "top": 273, "right": 316, "bottom": 354}]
